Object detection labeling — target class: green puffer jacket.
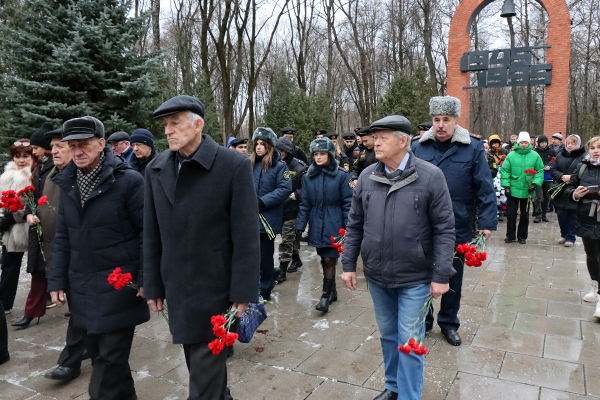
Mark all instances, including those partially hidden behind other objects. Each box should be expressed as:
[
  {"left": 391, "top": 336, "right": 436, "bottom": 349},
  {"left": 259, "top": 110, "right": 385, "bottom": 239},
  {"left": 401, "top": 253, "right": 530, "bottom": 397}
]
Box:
[{"left": 500, "top": 144, "right": 544, "bottom": 198}]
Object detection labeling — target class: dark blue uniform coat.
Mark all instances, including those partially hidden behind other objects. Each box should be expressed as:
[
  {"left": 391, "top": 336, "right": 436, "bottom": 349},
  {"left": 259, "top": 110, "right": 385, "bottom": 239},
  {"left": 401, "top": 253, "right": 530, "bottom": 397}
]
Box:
[{"left": 253, "top": 151, "right": 292, "bottom": 235}]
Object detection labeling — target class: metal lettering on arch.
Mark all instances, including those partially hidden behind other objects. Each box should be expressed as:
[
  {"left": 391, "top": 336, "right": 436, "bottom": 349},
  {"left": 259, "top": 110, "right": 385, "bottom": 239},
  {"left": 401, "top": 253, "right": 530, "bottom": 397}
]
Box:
[{"left": 460, "top": 46, "right": 552, "bottom": 89}]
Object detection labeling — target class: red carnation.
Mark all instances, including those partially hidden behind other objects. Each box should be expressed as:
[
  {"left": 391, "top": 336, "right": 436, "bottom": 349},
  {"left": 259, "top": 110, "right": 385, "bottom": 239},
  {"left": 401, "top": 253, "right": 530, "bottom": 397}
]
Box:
[
  {"left": 38, "top": 195, "right": 48, "bottom": 206},
  {"left": 213, "top": 325, "right": 227, "bottom": 337},
  {"left": 337, "top": 247, "right": 343, "bottom": 253},
  {"left": 339, "top": 229, "right": 346, "bottom": 236},
  {"left": 223, "top": 332, "right": 238, "bottom": 346},
  {"left": 9, "top": 205, "right": 17, "bottom": 213},
  {"left": 330, "top": 236, "right": 335, "bottom": 243},
  {"left": 211, "top": 315, "right": 227, "bottom": 327},
  {"left": 208, "top": 339, "right": 225, "bottom": 355}
]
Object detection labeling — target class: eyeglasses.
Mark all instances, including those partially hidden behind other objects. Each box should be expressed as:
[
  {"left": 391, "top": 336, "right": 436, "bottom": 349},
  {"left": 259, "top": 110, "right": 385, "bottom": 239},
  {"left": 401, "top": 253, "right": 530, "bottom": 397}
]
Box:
[{"left": 13, "top": 141, "right": 30, "bottom": 146}]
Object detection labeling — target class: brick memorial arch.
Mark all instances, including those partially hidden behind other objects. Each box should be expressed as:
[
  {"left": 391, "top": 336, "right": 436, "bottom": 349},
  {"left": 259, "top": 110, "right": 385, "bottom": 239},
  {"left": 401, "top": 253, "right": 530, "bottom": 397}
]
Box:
[{"left": 447, "top": 0, "right": 571, "bottom": 137}]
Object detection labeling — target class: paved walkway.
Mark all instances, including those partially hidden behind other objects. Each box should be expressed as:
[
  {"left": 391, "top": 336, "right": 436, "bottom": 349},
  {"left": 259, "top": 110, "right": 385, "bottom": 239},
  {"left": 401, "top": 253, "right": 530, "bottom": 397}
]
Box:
[{"left": 1, "top": 213, "right": 599, "bottom": 399}]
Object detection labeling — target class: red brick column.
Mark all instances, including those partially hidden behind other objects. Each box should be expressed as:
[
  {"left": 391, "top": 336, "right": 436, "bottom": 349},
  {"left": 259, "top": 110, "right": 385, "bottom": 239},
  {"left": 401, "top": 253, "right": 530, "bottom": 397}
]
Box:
[{"left": 447, "top": 0, "right": 571, "bottom": 137}]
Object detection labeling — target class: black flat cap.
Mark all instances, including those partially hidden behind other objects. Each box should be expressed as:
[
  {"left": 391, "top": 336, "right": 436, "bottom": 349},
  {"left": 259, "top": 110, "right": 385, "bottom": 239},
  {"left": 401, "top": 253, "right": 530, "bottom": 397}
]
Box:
[
  {"left": 107, "top": 131, "right": 130, "bottom": 143},
  {"left": 62, "top": 116, "right": 105, "bottom": 142},
  {"left": 342, "top": 132, "right": 356, "bottom": 139},
  {"left": 325, "top": 132, "right": 339, "bottom": 140},
  {"left": 370, "top": 116, "right": 412, "bottom": 136},
  {"left": 45, "top": 127, "right": 63, "bottom": 140},
  {"left": 279, "top": 126, "right": 297, "bottom": 135},
  {"left": 230, "top": 137, "right": 248, "bottom": 147},
  {"left": 153, "top": 95, "right": 205, "bottom": 119},
  {"left": 356, "top": 126, "right": 373, "bottom": 136},
  {"left": 315, "top": 129, "right": 327, "bottom": 136},
  {"left": 417, "top": 121, "right": 432, "bottom": 130}
]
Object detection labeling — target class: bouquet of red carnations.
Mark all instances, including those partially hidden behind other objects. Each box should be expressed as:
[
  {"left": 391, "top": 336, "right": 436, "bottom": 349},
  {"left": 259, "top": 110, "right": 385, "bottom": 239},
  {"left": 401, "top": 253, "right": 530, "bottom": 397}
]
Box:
[
  {"left": 455, "top": 234, "right": 487, "bottom": 267},
  {"left": 398, "top": 293, "right": 433, "bottom": 356},
  {"left": 330, "top": 228, "right": 346, "bottom": 253}
]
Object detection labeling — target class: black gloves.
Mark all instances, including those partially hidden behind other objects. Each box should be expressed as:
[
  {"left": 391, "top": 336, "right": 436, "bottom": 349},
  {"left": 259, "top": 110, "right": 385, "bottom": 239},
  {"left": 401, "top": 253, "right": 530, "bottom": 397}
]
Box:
[
  {"left": 0, "top": 215, "right": 16, "bottom": 231},
  {"left": 504, "top": 187, "right": 510, "bottom": 197},
  {"left": 528, "top": 184, "right": 536, "bottom": 193},
  {"left": 295, "top": 230, "right": 304, "bottom": 238},
  {"left": 258, "top": 199, "right": 265, "bottom": 212}
]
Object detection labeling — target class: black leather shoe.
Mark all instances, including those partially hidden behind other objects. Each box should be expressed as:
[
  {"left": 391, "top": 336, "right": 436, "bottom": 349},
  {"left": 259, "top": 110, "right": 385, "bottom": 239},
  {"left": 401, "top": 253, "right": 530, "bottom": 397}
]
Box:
[
  {"left": 65, "top": 312, "right": 71, "bottom": 317},
  {"left": 518, "top": 238, "right": 527, "bottom": 244},
  {"left": 425, "top": 322, "right": 433, "bottom": 333},
  {"left": 44, "top": 366, "right": 81, "bottom": 381},
  {"left": 504, "top": 237, "right": 514, "bottom": 243},
  {"left": 542, "top": 215, "right": 549, "bottom": 222},
  {"left": 373, "top": 389, "right": 398, "bottom": 400},
  {"left": 0, "top": 351, "right": 9, "bottom": 365},
  {"left": 11, "top": 317, "right": 40, "bottom": 328},
  {"left": 441, "top": 329, "right": 462, "bottom": 346}
]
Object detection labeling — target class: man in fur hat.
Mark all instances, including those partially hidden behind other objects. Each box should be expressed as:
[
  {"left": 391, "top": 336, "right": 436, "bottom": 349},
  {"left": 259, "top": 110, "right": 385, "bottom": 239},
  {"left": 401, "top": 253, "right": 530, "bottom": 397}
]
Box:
[{"left": 411, "top": 96, "right": 497, "bottom": 346}]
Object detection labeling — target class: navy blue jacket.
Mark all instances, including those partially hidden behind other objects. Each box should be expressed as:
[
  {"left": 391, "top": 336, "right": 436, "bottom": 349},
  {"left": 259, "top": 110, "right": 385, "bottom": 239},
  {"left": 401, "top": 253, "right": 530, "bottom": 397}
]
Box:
[
  {"left": 253, "top": 151, "right": 292, "bottom": 234},
  {"left": 412, "top": 126, "right": 497, "bottom": 244},
  {"left": 48, "top": 147, "right": 149, "bottom": 335},
  {"left": 295, "top": 159, "right": 354, "bottom": 248}
]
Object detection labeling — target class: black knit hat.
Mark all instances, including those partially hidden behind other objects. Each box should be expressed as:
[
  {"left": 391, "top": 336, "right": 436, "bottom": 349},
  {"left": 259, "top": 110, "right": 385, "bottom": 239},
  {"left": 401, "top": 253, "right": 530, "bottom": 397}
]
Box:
[
  {"left": 537, "top": 134, "right": 548, "bottom": 144},
  {"left": 130, "top": 129, "right": 154, "bottom": 149},
  {"left": 30, "top": 122, "right": 54, "bottom": 150}
]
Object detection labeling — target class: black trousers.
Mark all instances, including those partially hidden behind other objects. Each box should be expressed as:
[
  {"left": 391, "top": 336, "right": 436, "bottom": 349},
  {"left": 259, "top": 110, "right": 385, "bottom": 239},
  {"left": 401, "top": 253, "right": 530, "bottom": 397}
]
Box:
[
  {"left": 85, "top": 326, "right": 137, "bottom": 400},
  {"left": 57, "top": 314, "right": 87, "bottom": 369},
  {"left": 0, "top": 300, "right": 7, "bottom": 358},
  {"left": 533, "top": 181, "right": 552, "bottom": 217},
  {"left": 183, "top": 342, "right": 232, "bottom": 400},
  {"left": 0, "top": 247, "right": 24, "bottom": 310},
  {"left": 506, "top": 196, "right": 530, "bottom": 240},
  {"left": 582, "top": 237, "right": 600, "bottom": 289},
  {"left": 259, "top": 234, "right": 275, "bottom": 299}
]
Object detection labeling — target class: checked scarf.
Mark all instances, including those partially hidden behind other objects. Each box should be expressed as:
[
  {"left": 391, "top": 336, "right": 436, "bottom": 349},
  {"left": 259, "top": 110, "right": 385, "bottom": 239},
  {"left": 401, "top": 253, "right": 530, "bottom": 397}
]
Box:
[{"left": 76, "top": 152, "right": 105, "bottom": 206}]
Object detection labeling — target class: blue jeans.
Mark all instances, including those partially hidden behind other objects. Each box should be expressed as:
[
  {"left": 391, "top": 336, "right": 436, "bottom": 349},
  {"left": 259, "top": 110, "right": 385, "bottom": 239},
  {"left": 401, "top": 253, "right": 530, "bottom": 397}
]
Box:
[
  {"left": 556, "top": 207, "right": 577, "bottom": 243},
  {"left": 368, "top": 280, "right": 430, "bottom": 399}
]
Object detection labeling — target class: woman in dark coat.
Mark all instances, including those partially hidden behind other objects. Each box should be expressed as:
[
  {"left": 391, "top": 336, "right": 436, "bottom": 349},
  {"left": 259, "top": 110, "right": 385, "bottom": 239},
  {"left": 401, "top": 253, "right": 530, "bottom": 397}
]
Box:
[
  {"left": 565, "top": 136, "right": 600, "bottom": 319},
  {"left": 550, "top": 134, "right": 586, "bottom": 247},
  {"left": 250, "top": 128, "right": 292, "bottom": 300},
  {"left": 13, "top": 123, "right": 55, "bottom": 328},
  {"left": 296, "top": 138, "right": 353, "bottom": 312}
]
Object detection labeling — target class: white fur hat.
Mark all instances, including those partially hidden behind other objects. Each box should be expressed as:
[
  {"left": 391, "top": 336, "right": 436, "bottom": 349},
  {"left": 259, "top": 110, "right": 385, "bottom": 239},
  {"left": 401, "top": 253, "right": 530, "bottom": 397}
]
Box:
[
  {"left": 517, "top": 131, "right": 531, "bottom": 144},
  {"left": 429, "top": 96, "right": 461, "bottom": 117}
]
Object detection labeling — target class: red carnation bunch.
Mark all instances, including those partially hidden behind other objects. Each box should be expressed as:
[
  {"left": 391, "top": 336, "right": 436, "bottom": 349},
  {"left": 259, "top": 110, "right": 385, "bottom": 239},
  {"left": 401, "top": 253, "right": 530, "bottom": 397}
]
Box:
[
  {"left": 551, "top": 157, "right": 556, "bottom": 164},
  {"left": 1, "top": 190, "right": 24, "bottom": 213},
  {"left": 399, "top": 338, "right": 429, "bottom": 356},
  {"left": 524, "top": 169, "right": 537, "bottom": 175},
  {"left": 208, "top": 311, "right": 239, "bottom": 355},
  {"left": 38, "top": 195, "right": 48, "bottom": 206},
  {"left": 455, "top": 234, "right": 487, "bottom": 267},
  {"left": 331, "top": 228, "right": 346, "bottom": 253},
  {"left": 107, "top": 267, "right": 134, "bottom": 290}
]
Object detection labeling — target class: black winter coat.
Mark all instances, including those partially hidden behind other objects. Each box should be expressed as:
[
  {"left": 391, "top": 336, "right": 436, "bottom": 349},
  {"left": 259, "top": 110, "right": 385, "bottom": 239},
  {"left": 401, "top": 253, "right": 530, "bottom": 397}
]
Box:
[
  {"left": 143, "top": 135, "right": 260, "bottom": 344},
  {"left": 293, "top": 144, "right": 309, "bottom": 165},
  {"left": 336, "top": 152, "right": 352, "bottom": 171},
  {"left": 48, "top": 147, "right": 149, "bottom": 335},
  {"left": 295, "top": 159, "right": 353, "bottom": 248},
  {"left": 342, "top": 154, "right": 456, "bottom": 287},
  {"left": 535, "top": 145, "right": 557, "bottom": 182},
  {"left": 26, "top": 158, "right": 55, "bottom": 275},
  {"left": 281, "top": 153, "right": 307, "bottom": 222},
  {"left": 564, "top": 158, "right": 600, "bottom": 239},
  {"left": 550, "top": 147, "right": 586, "bottom": 209},
  {"left": 344, "top": 144, "right": 360, "bottom": 163},
  {"left": 350, "top": 148, "right": 377, "bottom": 180},
  {"left": 129, "top": 150, "right": 158, "bottom": 176}
]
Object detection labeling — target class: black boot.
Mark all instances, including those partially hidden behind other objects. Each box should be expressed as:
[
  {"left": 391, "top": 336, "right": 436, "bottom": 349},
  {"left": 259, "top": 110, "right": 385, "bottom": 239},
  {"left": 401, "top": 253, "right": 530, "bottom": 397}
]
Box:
[
  {"left": 542, "top": 214, "right": 549, "bottom": 222},
  {"left": 11, "top": 317, "right": 40, "bottom": 328},
  {"left": 329, "top": 279, "right": 338, "bottom": 303},
  {"left": 288, "top": 254, "right": 303, "bottom": 273},
  {"left": 275, "top": 262, "right": 287, "bottom": 284},
  {"left": 316, "top": 278, "right": 335, "bottom": 312}
]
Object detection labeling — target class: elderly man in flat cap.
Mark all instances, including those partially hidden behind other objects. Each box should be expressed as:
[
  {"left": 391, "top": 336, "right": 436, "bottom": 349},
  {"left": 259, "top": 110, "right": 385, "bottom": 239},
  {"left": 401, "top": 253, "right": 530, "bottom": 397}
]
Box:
[
  {"left": 107, "top": 131, "right": 133, "bottom": 161},
  {"left": 411, "top": 96, "right": 496, "bottom": 346},
  {"left": 343, "top": 115, "right": 455, "bottom": 400},
  {"left": 144, "top": 95, "right": 260, "bottom": 400},
  {"left": 48, "top": 116, "right": 148, "bottom": 400}
]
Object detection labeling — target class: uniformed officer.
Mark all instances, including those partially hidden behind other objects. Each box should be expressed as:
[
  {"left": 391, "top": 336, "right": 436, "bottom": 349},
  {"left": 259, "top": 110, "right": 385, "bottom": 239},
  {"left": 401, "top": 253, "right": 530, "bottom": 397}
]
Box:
[
  {"left": 411, "top": 96, "right": 497, "bottom": 347},
  {"left": 227, "top": 137, "right": 248, "bottom": 155},
  {"left": 315, "top": 129, "right": 327, "bottom": 139},
  {"left": 274, "top": 137, "right": 308, "bottom": 283},
  {"left": 279, "top": 127, "right": 309, "bottom": 165},
  {"left": 342, "top": 132, "right": 360, "bottom": 162},
  {"left": 350, "top": 126, "right": 377, "bottom": 183},
  {"left": 325, "top": 132, "right": 352, "bottom": 171},
  {"left": 417, "top": 121, "right": 432, "bottom": 135}
]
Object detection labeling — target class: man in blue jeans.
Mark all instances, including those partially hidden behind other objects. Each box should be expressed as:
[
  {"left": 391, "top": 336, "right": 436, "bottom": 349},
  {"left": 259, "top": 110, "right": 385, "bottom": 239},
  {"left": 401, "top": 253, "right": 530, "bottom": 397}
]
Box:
[{"left": 342, "top": 115, "right": 456, "bottom": 400}]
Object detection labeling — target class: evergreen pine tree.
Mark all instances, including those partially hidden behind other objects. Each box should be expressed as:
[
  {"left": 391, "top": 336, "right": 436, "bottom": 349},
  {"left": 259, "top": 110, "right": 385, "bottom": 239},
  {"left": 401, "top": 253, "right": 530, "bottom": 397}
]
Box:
[
  {"left": 377, "top": 63, "right": 436, "bottom": 135},
  {"left": 0, "top": 0, "right": 164, "bottom": 138}
]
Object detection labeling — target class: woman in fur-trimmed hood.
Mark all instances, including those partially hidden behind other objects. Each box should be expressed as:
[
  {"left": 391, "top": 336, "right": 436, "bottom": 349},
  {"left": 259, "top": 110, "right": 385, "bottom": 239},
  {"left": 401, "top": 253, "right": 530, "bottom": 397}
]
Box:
[
  {"left": 0, "top": 139, "right": 36, "bottom": 313},
  {"left": 295, "top": 138, "right": 354, "bottom": 313}
]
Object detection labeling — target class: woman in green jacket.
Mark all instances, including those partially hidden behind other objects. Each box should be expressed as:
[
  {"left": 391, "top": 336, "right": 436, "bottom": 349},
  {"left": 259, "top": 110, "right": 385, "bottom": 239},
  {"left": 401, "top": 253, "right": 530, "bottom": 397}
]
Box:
[{"left": 501, "top": 131, "right": 544, "bottom": 244}]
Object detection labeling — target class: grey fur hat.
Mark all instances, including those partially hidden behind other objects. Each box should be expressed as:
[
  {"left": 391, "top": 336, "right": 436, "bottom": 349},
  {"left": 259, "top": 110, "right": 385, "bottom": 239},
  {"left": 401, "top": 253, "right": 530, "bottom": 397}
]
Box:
[
  {"left": 310, "top": 138, "right": 336, "bottom": 157},
  {"left": 252, "top": 127, "right": 277, "bottom": 148},
  {"left": 429, "top": 96, "right": 461, "bottom": 117}
]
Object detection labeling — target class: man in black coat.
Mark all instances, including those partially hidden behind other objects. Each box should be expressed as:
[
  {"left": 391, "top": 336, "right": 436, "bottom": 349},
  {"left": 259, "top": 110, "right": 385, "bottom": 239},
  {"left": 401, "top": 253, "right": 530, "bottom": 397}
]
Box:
[
  {"left": 533, "top": 135, "right": 556, "bottom": 223},
  {"left": 129, "top": 128, "right": 158, "bottom": 176},
  {"left": 274, "top": 137, "right": 307, "bottom": 282},
  {"left": 144, "top": 95, "right": 260, "bottom": 400},
  {"left": 350, "top": 126, "right": 377, "bottom": 183},
  {"left": 279, "top": 126, "right": 309, "bottom": 165},
  {"left": 48, "top": 116, "right": 148, "bottom": 400}
]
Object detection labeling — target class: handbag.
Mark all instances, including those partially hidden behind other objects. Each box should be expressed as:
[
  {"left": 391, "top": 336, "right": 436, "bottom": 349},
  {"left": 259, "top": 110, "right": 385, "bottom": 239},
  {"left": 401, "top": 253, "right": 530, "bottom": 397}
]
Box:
[{"left": 237, "top": 295, "right": 268, "bottom": 343}]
